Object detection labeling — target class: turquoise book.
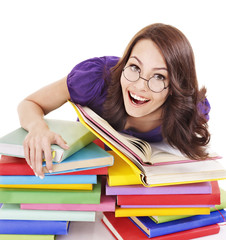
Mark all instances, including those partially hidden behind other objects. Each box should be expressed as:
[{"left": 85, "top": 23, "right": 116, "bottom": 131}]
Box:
[
  {"left": 0, "top": 119, "right": 96, "bottom": 163},
  {"left": 0, "top": 204, "right": 95, "bottom": 222}
]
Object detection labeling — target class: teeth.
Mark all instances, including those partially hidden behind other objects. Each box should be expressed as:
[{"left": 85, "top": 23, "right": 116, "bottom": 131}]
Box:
[{"left": 130, "top": 92, "right": 149, "bottom": 102}]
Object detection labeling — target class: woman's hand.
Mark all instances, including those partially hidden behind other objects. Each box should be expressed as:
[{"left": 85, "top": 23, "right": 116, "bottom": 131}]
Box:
[{"left": 23, "top": 122, "right": 69, "bottom": 179}]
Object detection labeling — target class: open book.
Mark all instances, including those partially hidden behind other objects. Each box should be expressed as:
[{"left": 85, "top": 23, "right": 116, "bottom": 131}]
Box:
[{"left": 69, "top": 101, "right": 226, "bottom": 186}]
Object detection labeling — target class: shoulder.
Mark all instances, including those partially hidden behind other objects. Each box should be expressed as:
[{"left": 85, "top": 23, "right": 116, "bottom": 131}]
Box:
[{"left": 67, "top": 56, "right": 119, "bottom": 114}]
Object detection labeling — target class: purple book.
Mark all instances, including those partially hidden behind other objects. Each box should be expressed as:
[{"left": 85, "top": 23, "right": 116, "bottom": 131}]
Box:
[{"left": 106, "top": 181, "right": 212, "bottom": 195}]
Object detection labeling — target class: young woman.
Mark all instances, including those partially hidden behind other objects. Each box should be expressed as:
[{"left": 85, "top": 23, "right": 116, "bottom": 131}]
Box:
[{"left": 18, "top": 23, "right": 210, "bottom": 178}]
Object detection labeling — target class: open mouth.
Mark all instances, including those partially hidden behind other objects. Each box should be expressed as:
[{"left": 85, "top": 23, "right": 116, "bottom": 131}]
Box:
[{"left": 129, "top": 91, "right": 150, "bottom": 105}]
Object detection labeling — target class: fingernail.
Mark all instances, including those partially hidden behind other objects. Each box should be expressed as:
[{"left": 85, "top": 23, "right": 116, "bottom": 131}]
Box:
[
  {"left": 49, "top": 170, "right": 52, "bottom": 173},
  {"left": 39, "top": 175, "right": 44, "bottom": 180},
  {"left": 34, "top": 172, "right": 38, "bottom": 177}
]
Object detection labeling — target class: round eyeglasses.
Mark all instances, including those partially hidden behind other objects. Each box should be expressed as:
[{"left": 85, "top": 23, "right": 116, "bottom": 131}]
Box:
[{"left": 123, "top": 66, "right": 169, "bottom": 93}]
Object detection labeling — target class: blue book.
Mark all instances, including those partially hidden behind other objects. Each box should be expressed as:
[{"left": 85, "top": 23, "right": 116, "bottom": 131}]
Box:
[
  {"left": 0, "top": 174, "right": 97, "bottom": 185},
  {"left": 43, "top": 142, "right": 114, "bottom": 174},
  {"left": 0, "top": 219, "right": 69, "bottom": 235},
  {"left": 129, "top": 209, "right": 226, "bottom": 238}
]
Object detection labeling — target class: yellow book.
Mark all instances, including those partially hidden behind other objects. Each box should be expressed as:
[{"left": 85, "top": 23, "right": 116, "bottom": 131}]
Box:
[
  {"left": 0, "top": 183, "right": 92, "bottom": 190},
  {"left": 107, "top": 151, "right": 141, "bottom": 186},
  {"left": 115, "top": 206, "right": 210, "bottom": 217},
  {"left": 70, "top": 101, "right": 226, "bottom": 187}
]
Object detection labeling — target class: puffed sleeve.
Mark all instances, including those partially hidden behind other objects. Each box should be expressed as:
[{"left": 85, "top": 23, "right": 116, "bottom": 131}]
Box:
[
  {"left": 67, "top": 56, "right": 119, "bottom": 115},
  {"left": 198, "top": 98, "right": 211, "bottom": 121}
]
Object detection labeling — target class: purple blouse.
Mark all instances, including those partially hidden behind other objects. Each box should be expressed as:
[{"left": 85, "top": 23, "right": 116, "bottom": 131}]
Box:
[{"left": 67, "top": 56, "right": 210, "bottom": 143}]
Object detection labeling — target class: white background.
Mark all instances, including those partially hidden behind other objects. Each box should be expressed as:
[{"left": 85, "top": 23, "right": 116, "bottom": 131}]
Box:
[{"left": 0, "top": 1, "right": 226, "bottom": 239}]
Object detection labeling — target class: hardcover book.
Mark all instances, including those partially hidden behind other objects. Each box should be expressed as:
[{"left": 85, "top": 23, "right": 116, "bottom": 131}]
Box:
[
  {"left": 102, "top": 212, "right": 220, "bottom": 240},
  {"left": 0, "top": 177, "right": 101, "bottom": 204},
  {"left": 0, "top": 119, "right": 96, "bottom": 163},
  {"left": 0, "top": 155, "right": 108, "bottom": 176},
  {"left": 0, "top": 203, "right": 95, "bottom": 222},
  {"left": 70, "top": 102, "right": 225, "bottom": 187},
  {"left": 0, "top": 219, "right": 69, "bottom": 235},
  {"left": 129, "top": 209, "right": 226, "bottom": 238},
  {"left": 117, "top": 181, "right": 220, "bottom": 206}
]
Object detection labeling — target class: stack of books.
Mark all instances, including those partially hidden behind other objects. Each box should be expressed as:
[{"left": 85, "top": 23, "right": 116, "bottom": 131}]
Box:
[
  {"left": 0, "top": 119, "right": 115, "bottom": 239},
  {"left": 70, "top": 103, "right": 226, "bottom": 240}
]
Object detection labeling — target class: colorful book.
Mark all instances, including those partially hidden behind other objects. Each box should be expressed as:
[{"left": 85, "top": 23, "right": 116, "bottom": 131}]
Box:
[
  {"left": 102, "top": 212, "right": 220, "bottom": 240},
  {"left": 0, "top": 178, "right": 101, "bottom": 204},
  {"left": 0, "top": 235, "right": 55, "bottom": 240},
  {"left": 0, "top": 174, "right": 97, "bottom": 185},
  {"left": 108, "top": 151, "right": 142, "bottom": 186},
  {"left": 71, "top": 102, "right": 224, "bottom": 187},
  {"left": 151, "top": 188, "right": 226, "bottom": 223},
  {"left": 115, "top": 206, "right": 210, "bottom": 217},
  {"left": 43, "top": 142, "right": 114, "bottom": 174},
  {"left": 106, "top": 181, "right": 212, "bottom": 195},
  {"left": 0, "top": 119, "right": 96, "bottom": 163},
  {"left": 0, "top": 203, "right": 95, "bottom": 222},
  {"left": 0, "top": 155, "right": 108, "bottom": 175},
  {"left": 0, "top": 183, "right": 93, "bottom": 190},
  {"left": 20, "top": 194, "right": 116, "bottom": 212},
  {"left": 130, "top": 209, "right": 226, "bottom": 238},
  {"left": 117, "top": 181, "right": 220, "bottom": 206},
  {"left": 0, "top": 219, "right": 69, "bottom": 234}
]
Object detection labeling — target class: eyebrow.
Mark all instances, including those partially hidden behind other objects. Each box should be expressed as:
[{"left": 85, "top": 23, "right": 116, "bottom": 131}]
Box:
[{"left": 129, "top": 56, "right": 168, "bottom": 72}]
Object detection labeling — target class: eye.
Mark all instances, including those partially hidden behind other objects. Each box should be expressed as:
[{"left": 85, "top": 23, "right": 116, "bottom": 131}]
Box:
[
  {"left": 129, "top": 64, "right": 141, "bottom": 73},
  {"left": 153, "top": 74, "right": 165, "bottom": 81}
]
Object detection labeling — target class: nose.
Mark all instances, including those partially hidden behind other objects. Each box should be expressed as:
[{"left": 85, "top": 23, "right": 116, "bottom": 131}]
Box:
[{"left": 132, "top": 77, "right": 149, "bottom": 91}]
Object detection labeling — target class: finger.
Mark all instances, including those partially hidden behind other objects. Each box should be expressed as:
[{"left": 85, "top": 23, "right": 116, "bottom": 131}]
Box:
[
  {"left": 23, "top": 141, "right": 31, "bottom": 167},
  {"left": 35, "top": 145, "right": 44, "bottom": 178},
  {"left": 43, "top": 146, "right": 53, "bottom": 173},
  {"left": 29, "top": 142, "right": 36, "bottom": 173},
  {"left": 54, "top": 135, "right": 70, "bottom": 150}
]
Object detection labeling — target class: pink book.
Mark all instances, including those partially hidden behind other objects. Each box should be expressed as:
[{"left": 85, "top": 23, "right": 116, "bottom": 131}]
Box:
[
  {"left": 105, "top": 181, "right": 212, "bottom": 195},
  {"left": 20, "top": 194, "right": 116, "bottom": 211}
]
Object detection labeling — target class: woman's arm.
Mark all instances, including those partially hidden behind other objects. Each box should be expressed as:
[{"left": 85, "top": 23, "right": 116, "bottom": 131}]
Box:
[{"left": 17, "top": 76, "right": 70, "bottom": 178}]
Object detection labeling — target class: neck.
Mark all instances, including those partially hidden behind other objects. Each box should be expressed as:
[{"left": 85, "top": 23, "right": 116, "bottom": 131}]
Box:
[{"left": 125, "top": 108, "right": 163, "bottom": 133}]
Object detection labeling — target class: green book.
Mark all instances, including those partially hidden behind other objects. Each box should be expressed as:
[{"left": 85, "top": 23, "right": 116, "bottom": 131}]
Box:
[
  {"left": 0, "top": 119, "right": 96, "bottom": 163},
  {"left": 0, "top": 235, "right": 55, "bottom": 240},
  {"left": 150, "top": 188, "right": 226, "bottom": 223},
  {"left": 0, "top": 177, "right": 101, "bottom": 204},
  {"left": 0, "top": 203, "right": 95, "bottom": 221}
]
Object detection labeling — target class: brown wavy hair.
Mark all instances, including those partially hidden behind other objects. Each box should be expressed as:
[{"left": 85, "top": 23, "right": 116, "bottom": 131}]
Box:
[{"left": 103, "top": 23, "right": 210, "bottom": 159}]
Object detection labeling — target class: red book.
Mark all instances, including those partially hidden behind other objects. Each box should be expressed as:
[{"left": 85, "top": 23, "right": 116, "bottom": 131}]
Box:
[
  {"left": 102, "top": 212, "right": 220, "bottom": 240},
  {"left": 117, "top": 181, "right": 220, "bottom": 206},
  {"left": 0, "top": 155, "right": 108, "bottom": 176}
]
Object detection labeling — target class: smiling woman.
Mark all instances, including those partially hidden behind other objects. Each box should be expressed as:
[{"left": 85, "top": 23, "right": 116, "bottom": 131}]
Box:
[{"left": 17, "top": 23, "right": 210, "bottom": 178}]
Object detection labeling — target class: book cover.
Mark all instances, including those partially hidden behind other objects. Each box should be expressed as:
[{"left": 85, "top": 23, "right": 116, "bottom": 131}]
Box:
[
  {"left": 0, "top": 203, "right": 95, "bottom": 222},
  {"left": 0, "top": 177, "right": 101, "bottom": 204},
  {"left": 20, "top": 194, "right": 116, "bottom": 212},
  {"left": 0, "top": 235, "right": 55, "bottom": 240},
  {"left": 0, "top": 183, "right": 93, "bottom": 190},
  {"left": 0, "top": 155, "right": 108, "bottom": 176},
  {"left": 105, "top": 181, "right": 212, "bottom": 195},
  {"left": 0, "top": 119, "right": 96, "bottom": 163},
  {"left": 107, "top": 151, "right": 142, "bottom": 186},
  {"left": 102, "top": 212, "right": 220, "bottom": 240},
  {"left": 0, "top": 174, "right": 97, "bottom": 185},
  {"left": 129, "top": 209, "right": 226, "bottom": 238},
  {"left": 71, "top": 102, "right": 224, "bottom": 187},
  {"left": 151, "top": 188, "right": 226, "bottom": 223},
  {"left": 115, "top": 206, "right": 210, "bottom": 217},
  {"left": 43, "top": 142, "right": 114, "bottom": 174},
  {"left": 117, "top": 181, "right": 220, "bottom": 206},
  {"left": 0, "top": 219, "right": 69, "bottom": 235}
]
